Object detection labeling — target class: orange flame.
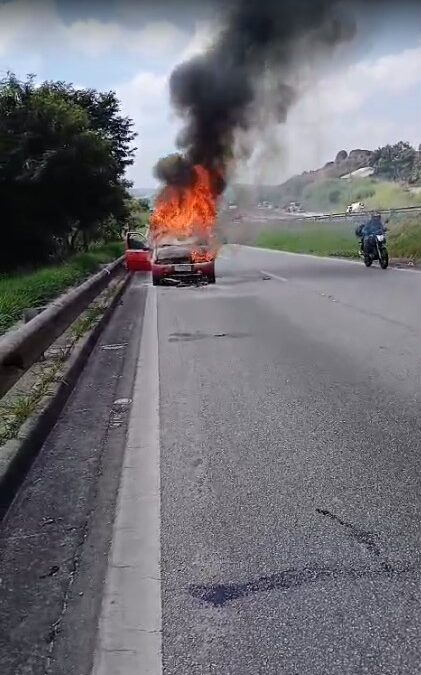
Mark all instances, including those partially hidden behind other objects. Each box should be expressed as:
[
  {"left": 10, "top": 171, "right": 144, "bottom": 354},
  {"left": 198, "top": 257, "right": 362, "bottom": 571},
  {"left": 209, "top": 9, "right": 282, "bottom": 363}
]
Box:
[{"left": 150, "top": 165, "right": 219, "bottom": 257}]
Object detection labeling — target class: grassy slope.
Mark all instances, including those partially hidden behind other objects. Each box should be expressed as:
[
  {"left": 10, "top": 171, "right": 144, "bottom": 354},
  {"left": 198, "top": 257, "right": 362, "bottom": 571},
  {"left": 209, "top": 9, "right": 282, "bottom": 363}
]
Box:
[
  {"left": 0, "top": 242, "right": 123, "bottom": 334},
  {"left": 257, "top": 229, "right": 357, "bottom": 258},
  {"left": 301, "top": 177, "right": 421, "bottom": 213},
  {"left": 256, "top": 219, "right": 421, "bottom": 261}
]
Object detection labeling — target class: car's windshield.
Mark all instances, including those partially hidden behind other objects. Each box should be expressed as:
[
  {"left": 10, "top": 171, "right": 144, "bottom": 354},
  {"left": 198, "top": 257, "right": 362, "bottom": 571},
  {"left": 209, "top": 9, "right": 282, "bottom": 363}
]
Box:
[{"left": 127, "top": 233, "right": 148, "bottom": 250}]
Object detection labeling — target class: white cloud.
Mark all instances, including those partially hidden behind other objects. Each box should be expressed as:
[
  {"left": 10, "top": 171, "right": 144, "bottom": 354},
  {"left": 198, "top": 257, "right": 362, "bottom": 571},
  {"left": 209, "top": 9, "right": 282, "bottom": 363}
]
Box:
[
  {"left": 0, "top": 0, "right": 60, "bottom": 54},
  {"left": 66, "top": 20, "right": 124, "bottom": 58},
  {"left": 357, "top": 44, "right": 421, "bottom": 93},
  {"left": 0, "top": 0, "right": 187, "bottom": 59},
  {"left": 67, "top": 19, "right": 186, "bottom": 58},
  {"left": 175, "top": 20, "right": 218, "bottom": 64},
  {"left": 116, "top": 21, "right": 217, "bottom": 186}
]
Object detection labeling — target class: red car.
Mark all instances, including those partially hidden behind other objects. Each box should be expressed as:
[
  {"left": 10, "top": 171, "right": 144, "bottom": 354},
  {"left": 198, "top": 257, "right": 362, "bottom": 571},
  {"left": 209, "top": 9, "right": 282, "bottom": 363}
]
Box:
[
  {"left": 125, "top": 231, "right": 151, "bottom": 272},
  {"left": 151, "top": 239, "right": 216, "bottom": 286}
]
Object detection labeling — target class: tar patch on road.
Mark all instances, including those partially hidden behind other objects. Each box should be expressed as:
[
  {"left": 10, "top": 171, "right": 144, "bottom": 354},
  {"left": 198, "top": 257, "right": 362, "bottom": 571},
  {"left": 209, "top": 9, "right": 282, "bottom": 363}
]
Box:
[
  {"left": 316, "top": 508, "right": 382, "bottom": 558},
  {"left": 189, "top": 565, "right": 416, "bottom": 608},
  {"left": 190, "top": 510, "right": 414, "bottom": 608},
  {"left": 168, "top": 331, "right": 250, "bottom": 342}
]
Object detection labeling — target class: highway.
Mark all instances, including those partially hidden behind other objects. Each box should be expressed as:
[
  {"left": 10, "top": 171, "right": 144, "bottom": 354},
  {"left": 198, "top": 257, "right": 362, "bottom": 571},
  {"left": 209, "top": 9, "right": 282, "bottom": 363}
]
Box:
[{"left": 1, "top": 246, "right": 421, "bottom": 674}]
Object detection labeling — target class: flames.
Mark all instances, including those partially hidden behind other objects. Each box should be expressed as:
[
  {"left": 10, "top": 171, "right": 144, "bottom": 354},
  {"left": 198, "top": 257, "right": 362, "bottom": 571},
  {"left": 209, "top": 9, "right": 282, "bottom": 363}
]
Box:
[{"left": 150, "top": 165, "right": 219, "bottom": 262}]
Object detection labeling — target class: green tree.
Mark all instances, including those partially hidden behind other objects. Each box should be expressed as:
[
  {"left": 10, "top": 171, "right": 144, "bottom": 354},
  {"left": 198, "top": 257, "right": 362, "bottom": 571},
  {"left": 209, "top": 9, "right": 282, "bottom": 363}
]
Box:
[
  {"left": 370, "top": 141, "right": 416, "bottom": 181},
  {"left": 0, "top": 73, "right": 136, "bottom": 271}
]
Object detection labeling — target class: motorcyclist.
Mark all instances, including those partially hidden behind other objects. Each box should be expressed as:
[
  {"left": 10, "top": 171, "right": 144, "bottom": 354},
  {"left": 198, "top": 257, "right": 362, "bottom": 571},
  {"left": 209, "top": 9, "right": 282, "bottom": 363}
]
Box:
[{"left": 355, "top": 212, "right": 386, "bottom": 255}]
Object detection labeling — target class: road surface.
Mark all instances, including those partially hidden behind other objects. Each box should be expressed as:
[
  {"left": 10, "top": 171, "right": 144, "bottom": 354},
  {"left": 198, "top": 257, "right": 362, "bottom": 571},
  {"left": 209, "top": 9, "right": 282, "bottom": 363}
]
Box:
[{"left": 1, "top": 246, "right": 421, "bottom": 674}]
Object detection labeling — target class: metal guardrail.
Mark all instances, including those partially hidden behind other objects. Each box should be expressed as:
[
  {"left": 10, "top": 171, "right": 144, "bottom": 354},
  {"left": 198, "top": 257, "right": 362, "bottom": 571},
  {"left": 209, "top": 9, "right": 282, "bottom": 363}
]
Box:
[
  {"left": 301, "top": 205, "right": 421, "bottom": 221},
  {"left": 0, "top": 256, "right": 124, "bottom": 399}
]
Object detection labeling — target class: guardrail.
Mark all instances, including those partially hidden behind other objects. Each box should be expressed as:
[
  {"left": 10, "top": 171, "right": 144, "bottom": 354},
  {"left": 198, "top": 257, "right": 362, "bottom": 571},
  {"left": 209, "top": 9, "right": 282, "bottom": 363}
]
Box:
[
  {"left": 302, "top": 205, "right": 421, "bottom": 221},
  {"left": 0, "top": 256, "right": 124, "bottom": 399}
]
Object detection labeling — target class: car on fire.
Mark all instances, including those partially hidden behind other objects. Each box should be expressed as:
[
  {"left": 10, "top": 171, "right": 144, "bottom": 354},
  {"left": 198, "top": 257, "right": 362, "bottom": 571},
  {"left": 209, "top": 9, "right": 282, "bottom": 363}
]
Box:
[{"left": 151, "top": 236, "right": 216, "bottom": 286}]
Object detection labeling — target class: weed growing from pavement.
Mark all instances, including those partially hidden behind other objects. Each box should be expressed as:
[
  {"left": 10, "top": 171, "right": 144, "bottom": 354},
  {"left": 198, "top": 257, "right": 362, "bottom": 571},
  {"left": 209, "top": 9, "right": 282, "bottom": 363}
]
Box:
[
  {"left": 0, "top": 355, "right": 67, "bottom": 445},
  {"left": 0, "top": 282, "right": 119, "bottom": 445}
]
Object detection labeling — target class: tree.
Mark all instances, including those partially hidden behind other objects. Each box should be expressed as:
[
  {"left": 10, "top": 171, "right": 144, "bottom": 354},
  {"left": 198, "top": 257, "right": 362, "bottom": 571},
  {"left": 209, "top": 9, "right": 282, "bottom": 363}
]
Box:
[
  {"left": 125, "top": 198, "right": 151, "bottom": 231},
  {"left": 369, "top": 141, "right": 416, "bottom": 181},
  {"left": 0, "top": 74, "right": 137, "bottom": 270}
]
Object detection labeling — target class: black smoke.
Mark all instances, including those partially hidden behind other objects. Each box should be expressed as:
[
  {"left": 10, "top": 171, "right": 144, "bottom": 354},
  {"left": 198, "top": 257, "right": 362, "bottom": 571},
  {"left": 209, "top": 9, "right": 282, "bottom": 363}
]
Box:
[{"left": 155, "top": 0, "right": 356, "bottom": 191}]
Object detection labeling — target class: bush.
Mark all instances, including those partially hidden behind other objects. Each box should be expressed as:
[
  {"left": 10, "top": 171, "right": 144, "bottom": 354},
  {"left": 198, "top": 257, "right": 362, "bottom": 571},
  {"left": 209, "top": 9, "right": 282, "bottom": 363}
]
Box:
[
  {"left": 355, "top": 187, "right": 375, "bottom": 200},
  {"left": 0, "top": 243, "right": 124, "bottom": 334},
  {"left": 329, "top": 189, "right": 341, "bottom": 204}
]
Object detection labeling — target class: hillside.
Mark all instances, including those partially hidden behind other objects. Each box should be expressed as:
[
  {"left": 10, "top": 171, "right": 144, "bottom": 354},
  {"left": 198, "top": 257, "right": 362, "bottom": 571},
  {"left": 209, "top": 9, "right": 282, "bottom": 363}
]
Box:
[
  {"left": 230, "top": 148, "right": 374, "bottom": 207},
  {"left": 230, "top": 142, "right": 421, "bottom": 212},
  {"left": 298, "top": 177, "right": 421, "bottom": 212}
]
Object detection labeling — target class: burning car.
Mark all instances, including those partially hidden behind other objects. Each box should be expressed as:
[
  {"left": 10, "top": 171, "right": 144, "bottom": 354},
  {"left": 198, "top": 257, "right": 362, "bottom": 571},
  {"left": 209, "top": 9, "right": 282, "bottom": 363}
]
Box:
[{"left": 151, "top": 237, "right": 216, "bottom": 286}]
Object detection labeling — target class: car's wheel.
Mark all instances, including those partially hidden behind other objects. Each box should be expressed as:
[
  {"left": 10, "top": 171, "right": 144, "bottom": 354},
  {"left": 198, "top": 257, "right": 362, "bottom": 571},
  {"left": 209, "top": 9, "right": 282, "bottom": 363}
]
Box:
[
  {"left": 207, "top": 272, "right": 216, "bottom": 284},
  {"left": 152, "top": 274, "right": 161, "bottom": 286}
]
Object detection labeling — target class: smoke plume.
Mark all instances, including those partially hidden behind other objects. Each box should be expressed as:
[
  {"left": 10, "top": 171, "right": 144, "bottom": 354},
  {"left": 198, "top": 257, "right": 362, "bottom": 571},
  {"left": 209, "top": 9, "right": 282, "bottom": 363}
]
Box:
[{"left": 155, "top": 0, "right": 356, "bottom": 191}]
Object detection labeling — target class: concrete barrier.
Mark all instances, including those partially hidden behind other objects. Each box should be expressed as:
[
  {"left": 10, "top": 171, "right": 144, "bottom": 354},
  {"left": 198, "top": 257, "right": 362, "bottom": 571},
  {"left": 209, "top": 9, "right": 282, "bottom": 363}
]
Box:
[{"left": 0, "top": 256, "right": 124, "bottom": 399}]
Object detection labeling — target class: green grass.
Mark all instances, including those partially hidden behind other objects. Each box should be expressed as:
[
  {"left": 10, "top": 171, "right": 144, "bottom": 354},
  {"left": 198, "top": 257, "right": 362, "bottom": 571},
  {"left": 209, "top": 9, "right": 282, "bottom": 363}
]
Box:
[
  {"left": 301, "top": 177, "right": 421, "bottom": 213},
  {"left": 256, "top": 220, "right": 421, "bottom": 261},
  {"left": 0, "top": 241, "right": 123, "bottom": 334},
  {"left": 256, "top": 228, "right": 358, "bottom": 258},
  {"left": 388, "top": 221, "right": 421, "bottom": 259}
]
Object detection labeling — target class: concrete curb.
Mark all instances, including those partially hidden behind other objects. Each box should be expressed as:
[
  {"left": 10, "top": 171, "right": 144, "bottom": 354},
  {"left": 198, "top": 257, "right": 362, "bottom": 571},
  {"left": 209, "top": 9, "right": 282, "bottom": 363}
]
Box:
[{"left": 0, "top": 272, "right": 131, "bottom": 520}]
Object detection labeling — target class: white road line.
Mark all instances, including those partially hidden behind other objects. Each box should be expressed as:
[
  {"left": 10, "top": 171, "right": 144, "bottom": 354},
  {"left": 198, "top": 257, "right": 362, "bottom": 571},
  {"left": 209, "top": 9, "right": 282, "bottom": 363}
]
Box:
[
  {"left": 92, "top": 286, "right": 162, "bottom": 675},
  {"left": 237, "top": 245, "right": 421, "bottom": 274},
  {"left": 261, "top": 270, "right": 288, "bottom": 283}
]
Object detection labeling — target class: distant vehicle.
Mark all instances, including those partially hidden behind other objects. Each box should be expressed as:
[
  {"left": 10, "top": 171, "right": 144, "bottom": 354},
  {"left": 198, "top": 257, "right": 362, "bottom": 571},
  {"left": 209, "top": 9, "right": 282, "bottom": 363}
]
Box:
[
  {"left": 151, "top": 236, "right": 216, "bottom": 286},
  {"left": 286, "top": 201, "right": 303, "bottom": 213},
  {"left": 125, "top": 231, "right": 151, "bottom": 272},
  {"left": 346, "top": 201, "right": 366, "bottom": 214}
]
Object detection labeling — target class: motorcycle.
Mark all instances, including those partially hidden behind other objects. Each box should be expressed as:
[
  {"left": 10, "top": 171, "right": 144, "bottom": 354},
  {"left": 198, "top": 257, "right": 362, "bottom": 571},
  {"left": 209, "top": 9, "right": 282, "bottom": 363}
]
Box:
[{"left": 360, "top": 231, "right": 389, "bottom": 269}]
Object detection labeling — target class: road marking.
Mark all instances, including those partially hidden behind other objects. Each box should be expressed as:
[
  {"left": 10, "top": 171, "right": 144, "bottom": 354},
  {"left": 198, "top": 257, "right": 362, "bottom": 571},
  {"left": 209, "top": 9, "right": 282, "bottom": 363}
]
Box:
[
  {"left": 92, "top": 286, "right": 162, "bottom": 675},
  {"left": 237, "top": 245, "right": 421, "bottom": 274},
  {"left": 260, "top": 270, "right": 288, "bottom": 283}
]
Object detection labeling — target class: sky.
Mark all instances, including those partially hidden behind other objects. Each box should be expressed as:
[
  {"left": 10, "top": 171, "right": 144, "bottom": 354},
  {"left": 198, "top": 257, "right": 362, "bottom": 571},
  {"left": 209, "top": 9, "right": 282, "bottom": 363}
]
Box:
[{"left": 1, "top": 0, "right": 421, "bottom": 188}]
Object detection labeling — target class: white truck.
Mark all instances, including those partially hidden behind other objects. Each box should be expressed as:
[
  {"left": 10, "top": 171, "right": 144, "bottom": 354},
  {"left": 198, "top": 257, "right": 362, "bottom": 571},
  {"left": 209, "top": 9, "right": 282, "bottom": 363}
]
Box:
[{"left": 346, "top": 201, "right": 366, "bottom": 214}]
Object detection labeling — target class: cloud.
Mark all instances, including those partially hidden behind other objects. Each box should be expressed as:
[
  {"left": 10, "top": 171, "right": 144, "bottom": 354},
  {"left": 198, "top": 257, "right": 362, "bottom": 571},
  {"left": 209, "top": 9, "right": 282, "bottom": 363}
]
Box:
[
  {"left": 0, "top": 0, "right": 187, "bottom": 59},
  {"left": 115, "top": 20, "right": 218, "bottom": 186},
  {"left": 0, "top": 0, "right": 59, "bottom": 54},
  {"left": 67, "top": 19, "right": 186, "bottom": 58}
]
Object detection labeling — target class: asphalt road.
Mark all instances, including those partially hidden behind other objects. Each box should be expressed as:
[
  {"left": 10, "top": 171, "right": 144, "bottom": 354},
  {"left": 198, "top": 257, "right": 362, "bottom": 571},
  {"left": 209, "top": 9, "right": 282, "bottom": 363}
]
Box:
[
  {"left": 1, "top": 247, "right": 421, "bottom": 674},
  {"left": 159, "top": 247, "right": 421, "bottom": 674}
]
